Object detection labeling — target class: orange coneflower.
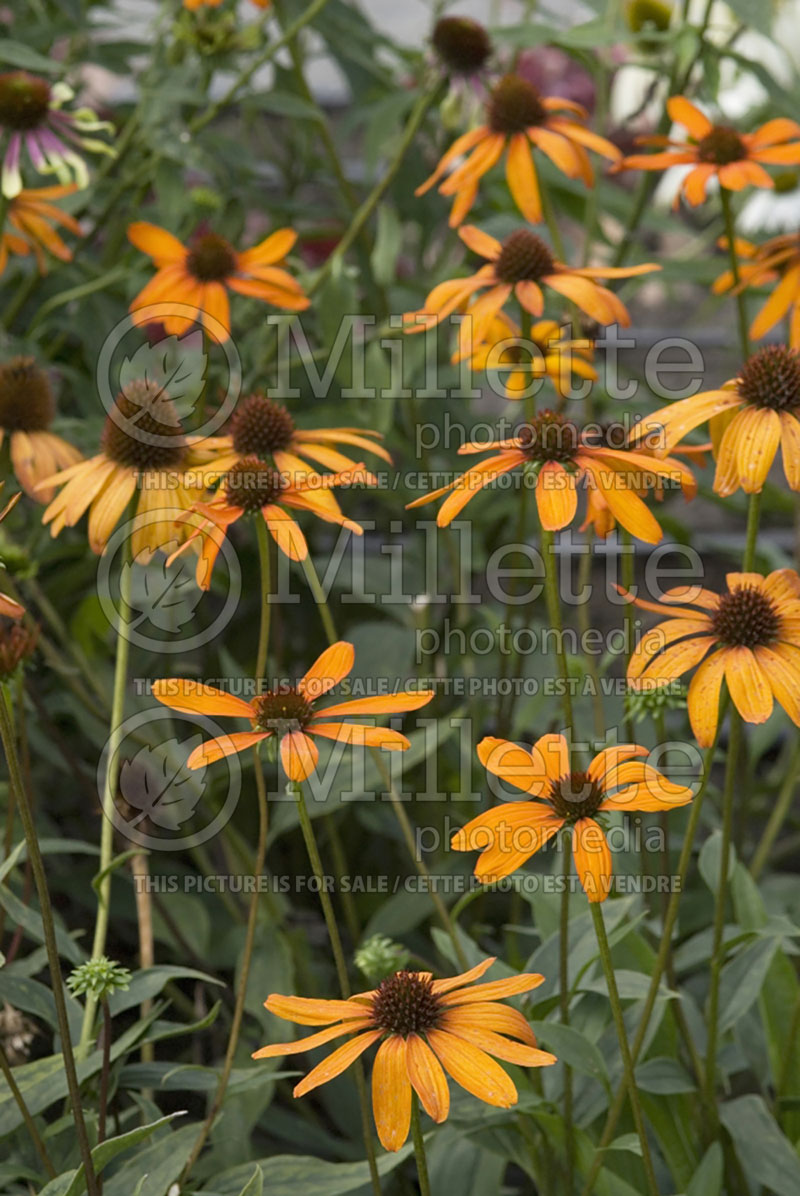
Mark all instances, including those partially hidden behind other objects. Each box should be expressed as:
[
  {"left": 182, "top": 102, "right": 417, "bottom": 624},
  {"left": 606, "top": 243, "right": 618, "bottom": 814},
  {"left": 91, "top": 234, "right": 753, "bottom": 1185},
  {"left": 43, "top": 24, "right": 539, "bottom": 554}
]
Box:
[
  {"left": 628, "top": 345, "right": 800, "bottom": 495},
  {"left": 128, "top": 222, "right": 309, "bottom": 340},
  {"left": 453, "top": 735, "right": 694, "bottom": 901},
  {"left": 252, "top": 957, "right": 556, "bottom": 1150},
  {"left": 40, "top": 379, "right": 221, "bottom": 561},
  {"left": 408, "top": 409, "right": 695, "bottom": 544},
  {"left": 617, "top": 97, "right": 800, "bottom": 206},
  {"left": 0, "top": 184, "right": 82, "bottom": 276},
  {"left": 170, "top": 456, "right": 369, "bottom": 588},
  {"left": 0, "top": 488, "right": 24, "bottom": 619},
  {"left": 416, "top": 73, "right": 621, "bottom": 226},
  {"left": 456, "top": 312, "right": 597, "bottom": 401},
  {"left": 581, "top": 436, "right": 709, "bottom": 539},
  {"left": 200, "top": 392, "right": 392, "bottom": 479},
  {"left": 620, "top": 570, "right": 800, "bottom": 746},
  {"left": 404, "top": 226, "right": 658, "bottom": 342},
  {"left": 0, "top": 358, "right": 81, "bottom": 502},
  {"left": 713, "top": 233, "right": 800, "bottom": 347},
  {"left": 151, "top": 641, "right": 434, "bottom": 781}
]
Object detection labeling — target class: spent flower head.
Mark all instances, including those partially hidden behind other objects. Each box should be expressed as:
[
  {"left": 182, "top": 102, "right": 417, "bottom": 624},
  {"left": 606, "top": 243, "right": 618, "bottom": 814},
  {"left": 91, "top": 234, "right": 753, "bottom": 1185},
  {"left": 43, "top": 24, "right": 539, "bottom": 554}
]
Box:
[
  {"left": 355, "top": 935, "right": 411, "bottom": 984},
  {"left": 68, "top": 957, "right": 132, "bottom": 1001}
]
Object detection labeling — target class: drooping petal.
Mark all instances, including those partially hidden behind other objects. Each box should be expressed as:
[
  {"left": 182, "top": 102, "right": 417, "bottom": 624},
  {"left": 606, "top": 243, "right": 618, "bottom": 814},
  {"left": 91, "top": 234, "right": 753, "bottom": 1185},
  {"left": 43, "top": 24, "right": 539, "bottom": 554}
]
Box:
[
  {"left": 426, "top": 1029, "right": 518, "bottom": 1107},
  {"left": 571, "top": 818, "right": 612, "bottom": 903},
  {"left": 293, "top": 1030, "right": 382, "bottom": 1097},
  {"left": 252, "top": 1019, "right": 373, "bottom": 1058},
  {"left": 313, "top": 690, "right": 434, "bottom": 719},
  {"left": 266, "top": 993, "right": 373, "bottom": 1025},
  {"left": 371, "top": 1036, "right": 412, "bottom": 1152},
  {"left": 724, "top": 646, "right": 774, "bottom": 725},
  {"left": 406, "top": 1034, "right": 450, "bottom": 1123},
  {"left": 280, "top": 730, "right": 320, "bottom": 781},
  {"left": 187, "top": 730, "right": 270, "bottom": 769},
  {"left": 438, "top": 1017, "right": 556, "bottom": 1068},
  {"left": 687, "top": 649, "right": 727, "bottom": 747},
  {"left": 477, "top": 736, "right": 551, "bottom": 796}
]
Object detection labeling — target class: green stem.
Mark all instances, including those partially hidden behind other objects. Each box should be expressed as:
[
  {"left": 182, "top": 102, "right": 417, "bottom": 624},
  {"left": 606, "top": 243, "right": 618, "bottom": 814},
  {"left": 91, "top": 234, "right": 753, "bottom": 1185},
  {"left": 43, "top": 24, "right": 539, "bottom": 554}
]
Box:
[
  {"left": 0, "top": 1040, "right": 56, "bottom": 1178},
  {"left": 189, "top": 0, "right": 332, "bottom": 135},
  {"left": 560, "top": 836, "right": 575, "bottom": 1192},
  {"left": 702, "top": 708, "right": 741, "bottom": 1129},
  {"left": 0, "top": 689, "right": 99, "bottom": 1196},
  {"left": 580, "top": 724, "right": 722, "bottom": 1196},
  {"left": 180, "top": 750, "right": 270, "bottom": 1185},
  {"left": 540, "top": 527, "right": 574, "bottom": 731},
  {"left": 180, "top": 513, "right": 273, "bottom": 1185},
  {"left": 301, "top": 552, "right": 338, "bottom": 646},
  {"left": 410, "top": 1095, "right": 432, "bottom": 1196},
  {"left": 291, "top": 781, "right": 382, "bottom": 1195},
  {"left": 742, "top": 489, "right": 761, "bottom": 572},
  {"left": 79, "top": 527, "right": 133, "bottom": 1052},
  {"left": 719, "top": 186, "right": 750, "bottom": 362},
  {"left": 590, "top": 902, "right": 659, "bottom": 1196},
  {"left": 621, "top": 529, "right": 636, "bottom": 742},
  {"left": 98, "top": 1000, "right": 112, "bottom": 1156},
  {"left": 750, "top": 739, "right": 800, "bottom": 881}
]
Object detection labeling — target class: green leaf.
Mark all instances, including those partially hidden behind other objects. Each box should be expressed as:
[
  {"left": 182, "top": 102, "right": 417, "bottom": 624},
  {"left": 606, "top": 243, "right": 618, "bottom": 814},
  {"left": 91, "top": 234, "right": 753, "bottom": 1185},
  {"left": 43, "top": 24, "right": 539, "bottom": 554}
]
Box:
[
  {"left": 0, "top": 40, "right": 61, "bottom": 72},
  {"left": 699, "top": 830, "right": 737, "bottom": 892},
  {"left": 102, "top": 1124, "right": 199, "bottom": 1196},
  {"left": 108, "top": 965, "right": 224, "bottom": 1017},
  {"left": 635, "top": 1056, "right": 696, "bottom": 1094},
  {"left": 687, "top": 1143, "right": 724, "bottom": 1196},
  {"left": 235, "top": 1166, "right": 263, "bottom": 1196},
  {"left": 724, "top": 0, "right": 774, "bottom": 35},
  {"left": 720, "top": 1095, "right": 800, "bottom": 1196},
  {"left": 719, "top": 937, "right": 779, "bottom": 1033},
  {"left": 204, "top": 1149, "right": 412, "bottom": 1195},
  {"left": 529, "top": 1021, "right": 609, "bottom": 1090},
  {"left": 370, "top": 204, "right": 402, "bottom": 288},
  {"left": 38, "top": 1115, "right": 186, "bottom": 1196}
]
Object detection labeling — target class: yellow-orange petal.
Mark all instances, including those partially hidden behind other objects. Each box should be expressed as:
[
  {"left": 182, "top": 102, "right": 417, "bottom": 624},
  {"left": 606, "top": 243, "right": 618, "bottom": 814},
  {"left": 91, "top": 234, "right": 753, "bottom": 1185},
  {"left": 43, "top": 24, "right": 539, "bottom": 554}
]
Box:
[
  {"left": 309, "top": 723, "right": 410, "bottom": 750},
  {"left": 667, "top": 96, "right": 712, "bottom": 139},
  {"left": 687, "top": 649, "right": 727, "bottom": 747},
  {"left": 312, "top": 690, "right": 433, "bottom": 719},
  {"left": 439, "top": 1017, "right": 556, "bottom": 1068},
  {"left": 532, "top": 732, "right": 570, "bottom": 782},
  {"left": 724, "top": 645, "right": 774, "bottom": 725},
  {"left": 506, "top": 133, "right": 542, "bottom": 223},
  {"left": 571, "top": 818, "right": 612, "bottom": 902},
  {"left": 477, "top": 736, "right": 550, "bottom": 796},
  {"left": 252, "top": 1019, "right": 373, "bottom": 1059},
  {"left": 150, "top": 678, "right": 255, "bottom": 719},
  {"left": 299, "top": 641, "right": 354, "bottom": 700},
  {"left": 426, "top": 1029, "right": 518, "bottom": 1107},
  {"left": 128, "top": 221, "right": 186, "bottom": 265},
  {"left": 293, "top": 1030, "right": 382, "bottom": 1098},
  {"left": 440, "top": 972, "right": 545, "bottom": 1007},
  {"left": 587, "top": 744, "right": 649, "bottom": 783},
  {"left": 280, "top": 730, "right": 319, "bottom": 781},
  {"left": 755, "top": 644, "right": 800, "bottom": 725},
  {"left": 266, "top": 993, "right": 373, "bottom": 1025},
  {"left": 406, "top": 1033, "right": 450, "bottom": 1123},
  {"left": 372, "top": 1036, "right": 412, "bottom": 1151},
  {"left": 430, "top": 957, "right": 496, "bottom": 994},
  {"left": 535, "top": 461, "right": 578, "bottom": 529},
  {"left": 439, "top": 1001, "right": 537, "bottom": 1045},
  {"left": 186, "top": 730, "right": 271, "bottom": 769}
]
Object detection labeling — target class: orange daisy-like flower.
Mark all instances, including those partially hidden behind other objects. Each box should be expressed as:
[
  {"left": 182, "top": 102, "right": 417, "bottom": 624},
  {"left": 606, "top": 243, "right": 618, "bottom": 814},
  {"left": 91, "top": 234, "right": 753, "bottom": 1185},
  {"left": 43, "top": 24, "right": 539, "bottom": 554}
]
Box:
[
  {"left": 0, "top": 358, "right": 81, "bottom": 503},
  {"left": 170, "top": 456, "right": 369, "bottom": 589},
  {"left": 0, "top": 487, "right": 24, "bottom": 619},
  {"left": 580, "top": 436, "right": 709, "bottom": 539},
  {"left": 453, "top": 735, "right": 694, "bottom": 901},
  {"left": 201, "top": 392, "right": 392, "bottom": 479},
  {"left": 184, "top": 0, "right": 269, "bottom": 7},
  {"left": 0, "top": 184, "right": 82, "bottom": 276},
  {"left": 618, "top": 97, "right": 800, "bottom": 206},
  {"left": 416, "top": 73, "right": 621, "bottom": 226},
  {"left": 151, "top": 641, "right": 434, "bottom": 781},
  {"left": 252, "top": 957, "right": 556, "bottom": 1151},
  {"left": 408, "top": 408, "right": 694, "bottom": 543},
  {"left": 457, "top": 312, "right": 597, "bottom": 401},
  {"left": 127, "top": 222, "right": 309, "bottom": 340},
  {"left": 40, "top": 379, "right": 220, "bottom": 561},
  {"left": 620, "top": 570, "right": 800, "bottom": 746},
  {"left": 713, "top": 233, "right": 800, "bottom": 347},
  {"left": 629, "top": 345, "right": 800, "bottom": 495},
  {"left": 404, "top": 226, "right": 658, "bottom": 341}
]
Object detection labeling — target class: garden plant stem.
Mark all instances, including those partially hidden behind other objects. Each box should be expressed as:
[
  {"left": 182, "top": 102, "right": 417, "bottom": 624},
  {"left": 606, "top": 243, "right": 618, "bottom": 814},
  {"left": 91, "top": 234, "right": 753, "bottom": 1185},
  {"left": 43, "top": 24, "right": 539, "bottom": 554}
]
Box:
[
  {"left": 80, "top": 528, "right": 133, "bottom": 1052},
  {"left": 291, "top": 780, "right": 382, "bottom": 1195},
  {"left": 590, "top": 902, "right": 659, "bottom": 1196},
  {"left": 410, "top": 1095, "right": 432, "bottom": 1196},
  {"left": 560, "top": 838, "right": 575, "bottom": 1192},
  {"left": 580, "top": 721, "right": 723, "bottom": 1196},
  {"left": 0, "top": 689, "right": 99, "bottom": 1196},
  {"left": 180, "top": 516, "right": 273, "bottom": 1184},
  {"left": 720, "top": 186, "right": 750, "bottom": 361},
  {"left": 0, "top": 1041, "right": 56, "bottom": 1178}
]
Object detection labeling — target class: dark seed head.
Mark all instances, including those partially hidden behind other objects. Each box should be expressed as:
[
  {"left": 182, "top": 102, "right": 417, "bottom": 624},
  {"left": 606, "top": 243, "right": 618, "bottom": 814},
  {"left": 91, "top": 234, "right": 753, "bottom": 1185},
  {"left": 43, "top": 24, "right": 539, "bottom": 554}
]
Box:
[
  {"left": 488, "top": 74, "right": 547, "bottom": 135},
  {"left": 548, "top": 770, "right": 604, "bottom": 821},
  {"left": 231, "top": 394, "right": 296, "bottom": 457},
  {"left": 495, "top": 230, "right": 556, "bottom": 284},
  {"left": 432, "top": 16, "right": 491, "bottom": 74},
  {"left": 0, "top": 357, "right": 54, "bottom": 432},
  {"left": 223, "top": 456, "right": 285, "bottom": 512},
  {"left": 517, "top": 409, "right": 579, "bottom": 464},
  {"left": 737, "top": 345, "right": 800, "bottom": 413},
  {"left": 252, "top": 686, "right": 313, "bottom": 732},
  {"left": 370, "top": 971, "right": 442, "bottom": 1037},
  {"left": 186, "top": 232, "right": 236, "bottom": 282},
  {"left": 712, "top": 584, "right": 780, "bottom": 649},
  {"left": 0, "top": 72, "right": 51, "bottom": 132},
  {"left": 100, "top": 381, "right": 188, "bottom": 471},
  {"left": 696, "top": 125, "right": 746, "bottom": 166}
]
